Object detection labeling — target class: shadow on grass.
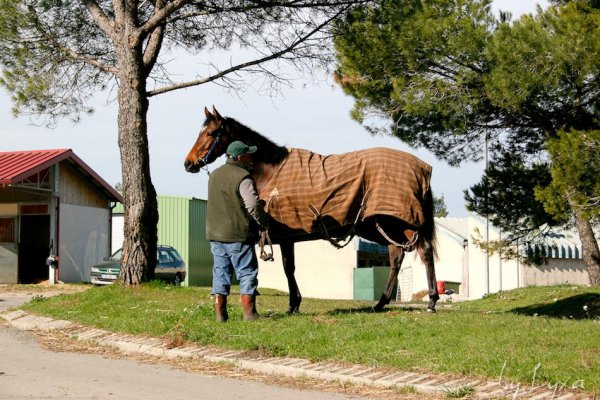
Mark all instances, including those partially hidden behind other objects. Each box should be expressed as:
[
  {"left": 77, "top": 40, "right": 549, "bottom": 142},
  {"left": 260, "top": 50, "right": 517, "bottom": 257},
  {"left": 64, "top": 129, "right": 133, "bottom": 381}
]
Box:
[
  {"left": 511, "top": 293, "right": 600, "bottom": 320},
  {"left": 325, "top": 305, "right": 429, "bottom": 315}
]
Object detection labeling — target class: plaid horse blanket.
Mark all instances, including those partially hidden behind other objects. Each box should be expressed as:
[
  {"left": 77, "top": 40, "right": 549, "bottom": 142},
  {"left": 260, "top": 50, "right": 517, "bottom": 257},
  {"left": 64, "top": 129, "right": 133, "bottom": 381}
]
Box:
[{"left": 258, "top": 147, "right": 432, "bottom": 233}]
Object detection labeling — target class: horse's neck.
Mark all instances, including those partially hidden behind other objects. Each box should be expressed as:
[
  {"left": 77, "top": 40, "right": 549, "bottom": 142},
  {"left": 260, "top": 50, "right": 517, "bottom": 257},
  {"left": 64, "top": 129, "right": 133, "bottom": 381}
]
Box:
[
  {"left": 229, "top": 118, "right": 287, "bottom": 165},
  {"left": 252, "top": 161, "right": 281, "bottom": 195}
]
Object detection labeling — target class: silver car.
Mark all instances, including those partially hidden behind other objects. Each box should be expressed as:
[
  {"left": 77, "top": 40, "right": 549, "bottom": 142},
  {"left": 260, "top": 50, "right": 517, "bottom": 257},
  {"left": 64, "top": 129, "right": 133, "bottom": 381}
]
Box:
[{"left": 90, "top": 245, "right": 186, "bottom": 285}]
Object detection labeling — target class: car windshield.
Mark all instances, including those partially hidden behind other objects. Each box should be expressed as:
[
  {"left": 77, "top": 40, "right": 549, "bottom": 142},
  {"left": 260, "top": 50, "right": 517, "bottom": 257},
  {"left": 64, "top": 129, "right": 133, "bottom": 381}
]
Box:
[
  {"left": 109, "top": 249, "right": 123, "bottom": 261},
  {"left": 157, "top": 248, "right": 183, "bottom": 264}
]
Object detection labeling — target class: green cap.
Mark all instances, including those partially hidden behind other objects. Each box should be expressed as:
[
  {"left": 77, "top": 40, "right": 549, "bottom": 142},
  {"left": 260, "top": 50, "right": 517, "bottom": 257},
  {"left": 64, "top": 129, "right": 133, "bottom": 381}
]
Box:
[{"left": 227, "top": 141, "right": 257, "bottom": 158}]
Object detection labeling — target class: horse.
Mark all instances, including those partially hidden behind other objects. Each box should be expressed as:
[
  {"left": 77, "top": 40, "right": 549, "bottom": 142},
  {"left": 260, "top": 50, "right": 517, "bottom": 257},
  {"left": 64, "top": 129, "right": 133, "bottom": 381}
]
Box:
[{"left": 184, "top": 106, "right": 439, "bottom": 313}]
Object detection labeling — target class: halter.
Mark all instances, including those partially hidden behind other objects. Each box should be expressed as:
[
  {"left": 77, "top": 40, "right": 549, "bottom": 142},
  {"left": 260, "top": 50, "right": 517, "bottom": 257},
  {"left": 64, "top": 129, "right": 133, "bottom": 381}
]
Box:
[{"left": 200, "top": 127, "right": 223, "bottom": 175}]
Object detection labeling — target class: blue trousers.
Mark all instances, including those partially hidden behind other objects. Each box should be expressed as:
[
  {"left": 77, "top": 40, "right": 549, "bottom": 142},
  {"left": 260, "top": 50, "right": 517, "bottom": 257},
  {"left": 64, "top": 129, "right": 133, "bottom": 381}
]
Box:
[{"left": 210, "top": 241, "right": 259, "bottom": 296}]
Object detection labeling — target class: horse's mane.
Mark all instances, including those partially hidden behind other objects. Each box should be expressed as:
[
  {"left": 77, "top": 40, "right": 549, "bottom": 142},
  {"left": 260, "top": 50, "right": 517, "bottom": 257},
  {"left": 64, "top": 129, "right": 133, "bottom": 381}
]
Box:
[{"left": 224, "top": 117, "right": 289, "bottom": 165}]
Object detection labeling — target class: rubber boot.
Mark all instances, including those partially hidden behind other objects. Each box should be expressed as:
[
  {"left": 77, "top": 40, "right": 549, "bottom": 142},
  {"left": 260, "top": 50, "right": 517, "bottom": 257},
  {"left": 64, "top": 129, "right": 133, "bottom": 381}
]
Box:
[
  {"left": 240, "top": 294, "right": 259, "bottom": 321},
  {"left": 214, "top": 294, "right": 228, "bottom": 323}
]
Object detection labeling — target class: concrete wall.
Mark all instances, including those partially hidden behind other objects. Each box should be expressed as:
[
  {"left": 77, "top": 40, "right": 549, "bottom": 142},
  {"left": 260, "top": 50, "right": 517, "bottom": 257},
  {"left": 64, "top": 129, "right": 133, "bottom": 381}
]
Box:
[
  {"left": 0, "top": 205, "right": 18, "bottom": 283},
  {"left": 0, "top": 243, "right": 18, "bottom": 283},
  {"left": 522, "top": 258, "right": 589, "bottom": 286}
]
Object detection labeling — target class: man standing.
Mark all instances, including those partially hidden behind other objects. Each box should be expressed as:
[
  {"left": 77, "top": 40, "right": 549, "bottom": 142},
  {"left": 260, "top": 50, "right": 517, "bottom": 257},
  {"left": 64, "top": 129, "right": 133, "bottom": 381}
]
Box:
[{"left": 206, "top": 140, "right": 270, "bottom": 322}]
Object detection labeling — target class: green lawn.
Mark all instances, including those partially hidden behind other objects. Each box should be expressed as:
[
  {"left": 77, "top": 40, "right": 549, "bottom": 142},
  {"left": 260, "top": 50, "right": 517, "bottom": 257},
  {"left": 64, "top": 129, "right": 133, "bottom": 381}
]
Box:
[{"left": 18, "top": 283, "right": 600, "bottom": 394}]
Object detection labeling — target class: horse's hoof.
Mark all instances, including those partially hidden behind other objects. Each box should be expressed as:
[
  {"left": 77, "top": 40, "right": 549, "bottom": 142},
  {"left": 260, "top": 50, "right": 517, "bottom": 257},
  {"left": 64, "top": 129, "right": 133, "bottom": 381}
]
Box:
[
  {"left": 426, "top": 308, "right": 436, "bottom": 313},
  {"left": 287, "top": 306, "right": 300, "bottom": 315},
  {"left": 373, "top": 303, "right": 385, "bottom": 312}
]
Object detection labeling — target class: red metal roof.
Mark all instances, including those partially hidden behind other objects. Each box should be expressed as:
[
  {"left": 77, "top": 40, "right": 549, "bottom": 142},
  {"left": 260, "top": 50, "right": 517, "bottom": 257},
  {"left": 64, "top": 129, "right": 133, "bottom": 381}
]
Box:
[{"left": 0, "top": 149, "right": 123, "bottom": 202}]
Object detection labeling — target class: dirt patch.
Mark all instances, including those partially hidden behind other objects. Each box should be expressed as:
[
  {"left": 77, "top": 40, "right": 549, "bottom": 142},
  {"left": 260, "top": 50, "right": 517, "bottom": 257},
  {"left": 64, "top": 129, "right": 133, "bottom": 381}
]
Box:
[{"left": 0, "top": 282, "right": 89, "bottom": 297}]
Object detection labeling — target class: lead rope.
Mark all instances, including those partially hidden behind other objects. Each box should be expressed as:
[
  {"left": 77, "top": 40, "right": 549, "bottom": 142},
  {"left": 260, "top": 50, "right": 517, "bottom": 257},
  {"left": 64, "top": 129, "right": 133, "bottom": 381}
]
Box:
[{"left": 259, "top": 230, "right": 274, "bottom": 261}]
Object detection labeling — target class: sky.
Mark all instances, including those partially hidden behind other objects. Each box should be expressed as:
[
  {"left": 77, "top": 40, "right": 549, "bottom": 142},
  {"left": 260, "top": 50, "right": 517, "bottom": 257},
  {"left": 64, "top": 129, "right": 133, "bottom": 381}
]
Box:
[{"left": 0, "top": 1, "right": 549, "bottom": 217}]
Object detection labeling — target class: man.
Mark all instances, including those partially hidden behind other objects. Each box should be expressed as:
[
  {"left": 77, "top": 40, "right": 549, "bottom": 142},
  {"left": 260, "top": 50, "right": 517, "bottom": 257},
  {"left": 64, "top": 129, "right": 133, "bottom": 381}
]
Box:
[{"left": 206, "top": 140, "right": 270, "bottom": 322}]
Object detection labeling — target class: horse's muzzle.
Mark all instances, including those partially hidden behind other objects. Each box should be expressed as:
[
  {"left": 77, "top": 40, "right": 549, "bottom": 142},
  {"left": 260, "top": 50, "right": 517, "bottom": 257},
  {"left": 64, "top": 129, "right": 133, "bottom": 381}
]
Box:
[{"left": 184, "top": 159, "right": 203, "bottom": 173}]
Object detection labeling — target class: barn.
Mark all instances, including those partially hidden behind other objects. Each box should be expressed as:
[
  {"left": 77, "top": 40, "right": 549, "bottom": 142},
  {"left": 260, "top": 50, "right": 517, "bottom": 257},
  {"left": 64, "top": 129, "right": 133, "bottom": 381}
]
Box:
[{"left": 0, "top": 149, "right": 122, "bottom": 284}]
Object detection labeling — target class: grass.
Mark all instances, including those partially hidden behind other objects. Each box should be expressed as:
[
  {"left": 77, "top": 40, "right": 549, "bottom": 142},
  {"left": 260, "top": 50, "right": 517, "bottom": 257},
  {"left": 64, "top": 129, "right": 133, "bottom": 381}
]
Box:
[{"left": 15, "top": 282, "right": 600, "bottom": 394}]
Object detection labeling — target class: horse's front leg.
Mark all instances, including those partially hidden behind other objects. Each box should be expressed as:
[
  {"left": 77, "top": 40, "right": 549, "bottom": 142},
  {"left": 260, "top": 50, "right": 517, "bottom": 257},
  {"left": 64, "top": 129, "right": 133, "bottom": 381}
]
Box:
[
  {"left": 280, "top": 241, "right": 302, "bottom": 314},
  {"left": 374, "top": 245, "right": 405, "bottom": 311}
]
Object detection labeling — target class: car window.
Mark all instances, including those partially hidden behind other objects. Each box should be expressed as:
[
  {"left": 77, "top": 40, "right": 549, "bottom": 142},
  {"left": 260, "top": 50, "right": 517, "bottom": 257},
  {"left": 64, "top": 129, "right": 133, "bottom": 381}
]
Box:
[
  {"left": 157, "top": 249, "right": 174, "bottom": 264},
  {"left": 167, "top": 249, "right": 183, "bottom": 262},
  {"left": 110, "top": 249, "right": 123, "bottom": 261}
]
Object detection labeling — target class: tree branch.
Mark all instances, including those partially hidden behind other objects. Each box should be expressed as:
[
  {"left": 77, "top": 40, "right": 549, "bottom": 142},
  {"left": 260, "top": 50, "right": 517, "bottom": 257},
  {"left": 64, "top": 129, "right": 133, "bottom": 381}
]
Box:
[
  {"left": 158, "top": 1, "right": 372, "bottom": 33},
  {"left": 81, "top": 0, "right": 116, "bottom": 41},
  {"left": 146, "top": 5, "right": 348, "bottom": 97},
  {"left": 142, "top": 1, "right": 166, "bottom": 74},
  {"left": 140, "top": 0, "right": 192, "bottom": 35}
]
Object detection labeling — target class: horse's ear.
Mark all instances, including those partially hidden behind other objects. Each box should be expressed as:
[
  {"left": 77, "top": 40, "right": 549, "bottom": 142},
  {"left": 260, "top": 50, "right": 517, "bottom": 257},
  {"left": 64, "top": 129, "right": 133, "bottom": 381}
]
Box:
[
  {"left": 212, "top": 106, "right": 222, "bottom": 122},
  {"left": 204, "top": 106, "right": 213, "bottom": 121}
]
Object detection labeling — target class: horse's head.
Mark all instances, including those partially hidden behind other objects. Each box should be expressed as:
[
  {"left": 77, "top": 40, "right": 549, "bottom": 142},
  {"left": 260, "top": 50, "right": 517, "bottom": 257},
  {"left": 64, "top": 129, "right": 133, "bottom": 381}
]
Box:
[{"left": 184, "top": 106, "right": 234, "bottom": 173}]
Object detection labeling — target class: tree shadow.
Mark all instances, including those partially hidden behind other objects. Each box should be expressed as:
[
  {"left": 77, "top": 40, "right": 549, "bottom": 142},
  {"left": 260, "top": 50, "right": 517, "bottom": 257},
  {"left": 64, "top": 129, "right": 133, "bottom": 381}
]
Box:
[{"left": 511, "top": 293, "right": 600, "bottom": 320}]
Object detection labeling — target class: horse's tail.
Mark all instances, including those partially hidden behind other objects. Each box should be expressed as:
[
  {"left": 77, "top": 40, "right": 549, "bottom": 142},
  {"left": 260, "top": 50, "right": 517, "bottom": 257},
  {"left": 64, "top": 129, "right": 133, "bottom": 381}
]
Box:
[{"left": 419, "top": 185, "right": 437, "bottom": 259}]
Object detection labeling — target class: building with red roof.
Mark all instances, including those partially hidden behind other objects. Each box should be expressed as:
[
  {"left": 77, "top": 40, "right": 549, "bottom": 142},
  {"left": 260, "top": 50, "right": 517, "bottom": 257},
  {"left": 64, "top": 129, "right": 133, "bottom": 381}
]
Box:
[{"left": 0, "top": 149, "right": 122, "bottom": 284}]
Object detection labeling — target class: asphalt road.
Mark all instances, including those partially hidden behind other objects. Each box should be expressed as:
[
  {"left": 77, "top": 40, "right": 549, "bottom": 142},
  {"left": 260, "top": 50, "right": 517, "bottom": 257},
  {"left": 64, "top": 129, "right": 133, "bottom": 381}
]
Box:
[{"left": 0, "top": 293, "right": 363, "bottom": 400}]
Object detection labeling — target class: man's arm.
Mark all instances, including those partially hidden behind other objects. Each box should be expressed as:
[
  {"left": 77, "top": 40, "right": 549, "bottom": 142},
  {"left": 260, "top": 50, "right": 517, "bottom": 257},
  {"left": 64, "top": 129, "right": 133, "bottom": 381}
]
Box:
[{"left": 239, "top": 177, "right": 270, "bottom": 228}]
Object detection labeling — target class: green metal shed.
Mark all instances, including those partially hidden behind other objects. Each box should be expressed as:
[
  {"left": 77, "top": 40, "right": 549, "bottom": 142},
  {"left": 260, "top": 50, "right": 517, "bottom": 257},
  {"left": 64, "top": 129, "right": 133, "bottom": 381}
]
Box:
[{"left": 112, "top": 195, "right": 213, "bottom": 286}]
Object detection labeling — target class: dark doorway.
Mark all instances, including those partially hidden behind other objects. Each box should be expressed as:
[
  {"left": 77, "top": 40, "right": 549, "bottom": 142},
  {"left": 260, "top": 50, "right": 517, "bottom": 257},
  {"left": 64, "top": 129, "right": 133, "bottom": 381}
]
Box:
[{"left": 18, "top": 215, "right": 50, "bottom": 283}]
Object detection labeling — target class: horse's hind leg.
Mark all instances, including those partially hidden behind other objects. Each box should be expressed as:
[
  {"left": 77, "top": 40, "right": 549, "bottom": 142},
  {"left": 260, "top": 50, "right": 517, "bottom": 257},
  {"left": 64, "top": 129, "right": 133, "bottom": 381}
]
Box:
[
  {"left": 280, "top": 241, "right": 302, "bottom": 314},
  {"left": 418, "top": 238, "right": 439, "bottom": 312},
  {"left": 374, "top": 245, "right": 405, "bottom": 311}
]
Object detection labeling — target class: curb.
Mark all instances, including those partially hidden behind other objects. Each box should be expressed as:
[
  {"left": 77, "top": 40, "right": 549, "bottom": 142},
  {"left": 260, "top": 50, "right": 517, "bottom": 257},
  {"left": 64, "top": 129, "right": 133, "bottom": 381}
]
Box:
[{"left": 1, "top": 310, "right": 589, "bottom": 399}]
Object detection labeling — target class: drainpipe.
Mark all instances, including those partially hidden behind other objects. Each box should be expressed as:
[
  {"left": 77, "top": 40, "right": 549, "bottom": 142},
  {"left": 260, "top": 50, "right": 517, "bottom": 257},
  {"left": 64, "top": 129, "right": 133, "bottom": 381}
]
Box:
[
  {"left": 484, "top": 130, "right": 490, "bottom": 295},
  {"left": 498, "top": 229, "right": 502, "bottom": 291},
  {"left": 109, "top": 202, "right": 117, "bottom": 256},
  {"left": 48, "top": 165, "right": 60, "bottom": 285},
  {"left": 462, "top": 238, "right": 469, "bottom": 298}
]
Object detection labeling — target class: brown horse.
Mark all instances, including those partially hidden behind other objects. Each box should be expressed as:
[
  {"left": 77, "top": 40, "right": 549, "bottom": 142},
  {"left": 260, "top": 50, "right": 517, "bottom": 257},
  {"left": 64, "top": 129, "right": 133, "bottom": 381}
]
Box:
[{"left": 184, "top": 106, "right": 439, "bottom": 313}]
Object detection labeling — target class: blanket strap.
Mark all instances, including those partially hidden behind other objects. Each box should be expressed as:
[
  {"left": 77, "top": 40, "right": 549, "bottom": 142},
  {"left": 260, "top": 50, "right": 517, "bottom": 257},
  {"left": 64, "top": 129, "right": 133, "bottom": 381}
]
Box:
[
  {"left": 376, "top": 222, "right": 419, "bottom": 251},
  {"left": 309, "top": 189, "right": 373, "bottom": 250}
]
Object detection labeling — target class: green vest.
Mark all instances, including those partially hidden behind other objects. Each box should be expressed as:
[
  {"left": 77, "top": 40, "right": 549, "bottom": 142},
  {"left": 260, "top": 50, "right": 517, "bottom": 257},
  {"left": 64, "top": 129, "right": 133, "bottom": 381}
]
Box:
[{"left": 206, "top": 159, "right": 256, "bottom": 242}]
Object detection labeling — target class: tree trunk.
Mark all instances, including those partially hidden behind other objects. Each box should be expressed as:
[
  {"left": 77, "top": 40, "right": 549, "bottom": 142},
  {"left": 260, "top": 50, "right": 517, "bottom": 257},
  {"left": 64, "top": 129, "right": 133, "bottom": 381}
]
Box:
[
  {"left": 572, "top": 211, "right": 600, "bottom": 285},
  {"left": 116, "top": 39, "right": 158, "bottom": 285}
]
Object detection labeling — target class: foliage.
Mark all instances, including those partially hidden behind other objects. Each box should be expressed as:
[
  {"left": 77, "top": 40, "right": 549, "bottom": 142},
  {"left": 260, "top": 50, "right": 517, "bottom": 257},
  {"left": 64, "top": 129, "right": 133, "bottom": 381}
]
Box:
[
  {"left": 464, "top": 152, "right": 562, "bottom": 238},
  {"left": 333, "top": 0, "right": 495, "bottom": 166},
  {"left": 20, "top": 283, "right": 600, "bottom": 394},
  {"left": 334, "top": 0, "right": 599, "bottom": 167},
  {"left": 333, "top": 0, "right": 600, "bottom": 277},
  {"left": 536, "top": 129, "right": 600, "bottom": 221},
  {"left": 433, "top": 194, "right": 449, "bottom": 217}
]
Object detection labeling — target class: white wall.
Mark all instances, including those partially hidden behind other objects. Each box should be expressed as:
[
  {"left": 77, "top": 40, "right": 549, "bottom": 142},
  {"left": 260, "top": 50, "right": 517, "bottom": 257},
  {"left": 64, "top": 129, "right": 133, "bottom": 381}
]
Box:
[
  {"left": 258, "top": 239, "right": 358, "bottom": 299},
  {"left": 111, "top": 214, "right": 124, "bottom": 252},
  {"left": 59, "top": 203, "right": 110, "bottom": 283}
]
